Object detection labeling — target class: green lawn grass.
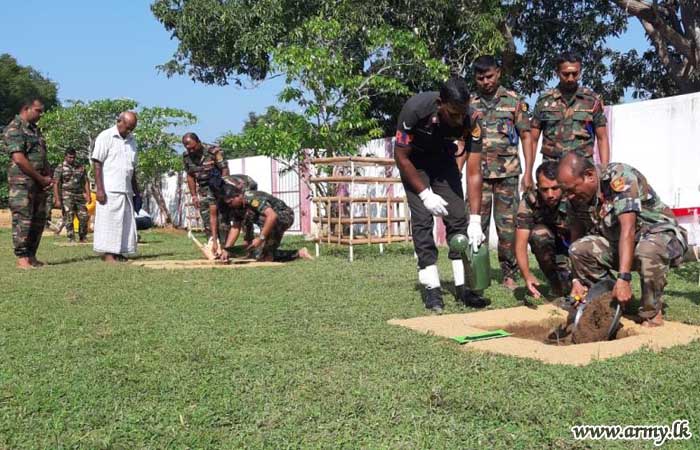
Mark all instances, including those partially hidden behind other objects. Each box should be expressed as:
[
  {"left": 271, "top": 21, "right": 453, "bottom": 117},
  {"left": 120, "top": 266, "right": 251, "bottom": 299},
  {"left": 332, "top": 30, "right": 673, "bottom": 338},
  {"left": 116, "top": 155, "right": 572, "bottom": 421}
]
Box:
[{"left": 1, "top": 228, "right": 699, "bottom": 449}]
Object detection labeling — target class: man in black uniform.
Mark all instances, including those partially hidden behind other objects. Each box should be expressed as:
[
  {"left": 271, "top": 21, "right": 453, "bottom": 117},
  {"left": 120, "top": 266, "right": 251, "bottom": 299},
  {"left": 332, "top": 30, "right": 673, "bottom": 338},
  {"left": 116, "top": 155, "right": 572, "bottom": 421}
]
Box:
[{"left": 394, "top": 77, "right": 488, "bottom": 313}]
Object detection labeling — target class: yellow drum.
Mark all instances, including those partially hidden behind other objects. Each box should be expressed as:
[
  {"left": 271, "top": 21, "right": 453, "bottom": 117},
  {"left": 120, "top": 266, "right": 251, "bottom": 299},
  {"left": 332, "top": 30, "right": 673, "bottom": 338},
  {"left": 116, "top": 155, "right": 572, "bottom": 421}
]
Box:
[{"left": 73, "top": 193, "right": 97, "bottom": 232}]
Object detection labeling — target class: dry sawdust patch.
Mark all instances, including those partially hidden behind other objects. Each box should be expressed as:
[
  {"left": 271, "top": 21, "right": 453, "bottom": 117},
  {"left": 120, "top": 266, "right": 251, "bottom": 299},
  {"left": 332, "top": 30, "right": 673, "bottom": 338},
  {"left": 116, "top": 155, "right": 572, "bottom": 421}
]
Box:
[
  {"left": 389, "top": 304, "right": 700, "bottom": 366},
  {"left": 0, "top": 209, "right": 10, "bottom": 229},
  {"left": 130, "top": 259, "right": 283, "bottom": 269}
]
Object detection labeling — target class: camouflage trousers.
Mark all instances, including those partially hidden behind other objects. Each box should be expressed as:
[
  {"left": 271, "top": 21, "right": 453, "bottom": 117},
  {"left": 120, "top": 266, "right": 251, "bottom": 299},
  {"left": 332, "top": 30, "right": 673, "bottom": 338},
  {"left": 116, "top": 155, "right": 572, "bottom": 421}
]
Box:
[
  {"left": 569, "top": 231, "right": 686, "bottom": 319},
  {"left": 480, "top": 176, "right": 519, "bottom": 280},
  {"left": 253, "top": 207, "right": 297, "bottom": 261},
  {"left": 197, "top": 188, "right": 216, "bottom": 238},
  {"left": 9, "top": 181, "right": 48, "bottom": 258},
  {"left": 529, "top": 224, "right": 571, "bottom": 296},
  {"left": 62, "top": 196, "right": 89, "bottom": 240}
]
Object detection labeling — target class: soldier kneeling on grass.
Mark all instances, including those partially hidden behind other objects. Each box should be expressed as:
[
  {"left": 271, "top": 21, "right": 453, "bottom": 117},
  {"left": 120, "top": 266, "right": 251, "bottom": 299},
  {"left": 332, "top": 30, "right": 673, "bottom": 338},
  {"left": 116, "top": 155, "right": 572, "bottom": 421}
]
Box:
[
  {"left": 515, "top": 161, "right": 575, "bottom": 299},
  {"left": 210, "top": 176, "right": 314, "bottom": 262}
]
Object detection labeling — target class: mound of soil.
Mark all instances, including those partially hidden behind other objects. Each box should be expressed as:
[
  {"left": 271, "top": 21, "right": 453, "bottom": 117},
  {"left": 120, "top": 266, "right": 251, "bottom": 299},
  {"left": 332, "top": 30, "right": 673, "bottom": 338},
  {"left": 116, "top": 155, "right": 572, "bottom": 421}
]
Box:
[{"left": 571, "top": 292, "right": 621, "bottom": 344}]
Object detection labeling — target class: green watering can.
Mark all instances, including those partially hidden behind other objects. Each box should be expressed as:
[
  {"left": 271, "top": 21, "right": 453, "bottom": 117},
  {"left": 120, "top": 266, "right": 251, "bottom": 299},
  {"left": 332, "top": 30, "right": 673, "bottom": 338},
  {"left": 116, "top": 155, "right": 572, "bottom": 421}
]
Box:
[{"left": 449, "top": 234, "right": 491, "bottom": 292}]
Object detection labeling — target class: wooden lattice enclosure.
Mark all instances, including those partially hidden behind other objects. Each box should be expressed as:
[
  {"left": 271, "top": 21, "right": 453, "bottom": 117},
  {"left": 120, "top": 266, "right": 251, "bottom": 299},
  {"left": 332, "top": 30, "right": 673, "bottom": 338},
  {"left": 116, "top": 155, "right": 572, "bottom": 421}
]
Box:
[{"left": 310, "top": 156, "right": 411, "bottom": 261}]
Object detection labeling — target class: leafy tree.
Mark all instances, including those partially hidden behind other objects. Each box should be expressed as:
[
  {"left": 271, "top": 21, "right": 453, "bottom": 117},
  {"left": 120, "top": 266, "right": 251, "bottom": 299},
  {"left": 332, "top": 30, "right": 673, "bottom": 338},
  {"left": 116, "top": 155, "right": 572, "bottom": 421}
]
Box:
[
  {"left": 40, "top": 99, "right": 138, "bottom": 166},
  {"left": 0, "top": 54, "right": 59, "bottom": 206},
  {"left": 502, "top": 0, "right": 700, "bottom": 102},
  {"left": 219, "top": 17, "right": 446, "bottom": 163},
  {"left": 136, "top": 106, "right": 196, "bottom": 225},
  {"left": 608, "top": 0, "right": 700, "bottom": 97},
  {"left": 152, "top": 0, "right": 500, "bottom": 132},
  {"left": 0, "top": 54, "right": 59, "bottom": 126},
  {"left": 219, "top": 107, "right": 312, "bottom": 161},
  {"left": 39, "top": 99, "right": 196, "bottom": 225},
  {"left": 153, "top": 0, "right": 700, "bottom": 108}
]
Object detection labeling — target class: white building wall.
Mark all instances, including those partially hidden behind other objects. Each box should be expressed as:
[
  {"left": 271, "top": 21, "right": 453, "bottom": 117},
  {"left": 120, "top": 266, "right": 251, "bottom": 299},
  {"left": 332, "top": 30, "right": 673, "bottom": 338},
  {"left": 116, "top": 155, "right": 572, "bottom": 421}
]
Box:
[{"left": 610, "top": 92, "right": 700, "bottom": 209}]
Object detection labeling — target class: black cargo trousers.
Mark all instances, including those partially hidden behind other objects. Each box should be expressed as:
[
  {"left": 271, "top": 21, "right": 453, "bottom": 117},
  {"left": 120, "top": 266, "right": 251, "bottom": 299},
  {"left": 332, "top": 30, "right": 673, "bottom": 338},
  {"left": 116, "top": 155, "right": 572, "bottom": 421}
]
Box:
[{"left": 401, "top": 154, "right": 468, "bottom": 269}]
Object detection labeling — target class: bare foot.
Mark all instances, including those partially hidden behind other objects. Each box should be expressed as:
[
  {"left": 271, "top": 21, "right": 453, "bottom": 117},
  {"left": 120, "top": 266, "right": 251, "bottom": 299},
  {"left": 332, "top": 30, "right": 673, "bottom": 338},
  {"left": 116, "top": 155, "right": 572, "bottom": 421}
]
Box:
[
  {"left": 641, "top": 311, "right": 664, "bottom": 327},
  {"left": 298, "top": 247, "right": 315, "bottom": 261},
  {"left": 16, "top": 257, "right": 34, "bottom": 269},
  {"left": 502, "top": 277, "right": 517, "bottom": 290},
  {"left": 102, "top": 254, "right": 119, "bottom": 264}
]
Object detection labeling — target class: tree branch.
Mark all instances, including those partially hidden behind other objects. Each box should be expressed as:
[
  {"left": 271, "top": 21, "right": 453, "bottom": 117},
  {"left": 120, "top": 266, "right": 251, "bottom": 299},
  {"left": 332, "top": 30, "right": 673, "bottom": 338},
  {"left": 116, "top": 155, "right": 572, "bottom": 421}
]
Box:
[
  {"left": 639, "top": 16, "right": 690, "bottom": 89},
  {"left": 499, "top": 20, "right": 517, "bottom": 76},
  {"left": 615, "top": 0, "right": 693, "bottom": 56}
]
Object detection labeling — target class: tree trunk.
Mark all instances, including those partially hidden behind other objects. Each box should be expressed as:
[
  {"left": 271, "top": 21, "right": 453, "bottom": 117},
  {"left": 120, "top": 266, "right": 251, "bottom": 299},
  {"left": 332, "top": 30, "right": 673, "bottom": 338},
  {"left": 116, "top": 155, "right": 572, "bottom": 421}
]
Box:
[
  {"left": 152, "top": 182, "right": 173, "bottom": 226},
  {"left": 174, "top": 171, "right": 184, "bottom": 227}
]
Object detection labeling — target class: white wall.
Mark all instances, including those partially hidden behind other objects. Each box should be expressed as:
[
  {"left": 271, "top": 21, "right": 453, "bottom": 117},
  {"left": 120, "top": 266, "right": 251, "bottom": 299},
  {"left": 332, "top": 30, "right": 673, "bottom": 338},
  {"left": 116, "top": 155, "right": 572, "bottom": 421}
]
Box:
[{"left": 610, "top": 92, "right": 700, "bottom": 209}]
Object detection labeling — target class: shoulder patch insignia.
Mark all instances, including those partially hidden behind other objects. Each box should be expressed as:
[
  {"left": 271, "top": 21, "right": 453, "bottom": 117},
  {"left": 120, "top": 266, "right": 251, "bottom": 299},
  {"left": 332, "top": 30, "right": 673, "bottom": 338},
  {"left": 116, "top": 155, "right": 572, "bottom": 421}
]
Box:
[
  {"left": 251, "top": 199, "right": 260, "bottom": 208},
  {"left": 521, "top": 102, "right": 528, "bottom": 112},
  {"left": 610, "top": 177, "right": 627, "bottom": 192},
  {"left": 471, "top": 122, "right": 482, "bottom": 140},
  {"left": 395, "top": 130, "right": 412, "bottom": 146}
]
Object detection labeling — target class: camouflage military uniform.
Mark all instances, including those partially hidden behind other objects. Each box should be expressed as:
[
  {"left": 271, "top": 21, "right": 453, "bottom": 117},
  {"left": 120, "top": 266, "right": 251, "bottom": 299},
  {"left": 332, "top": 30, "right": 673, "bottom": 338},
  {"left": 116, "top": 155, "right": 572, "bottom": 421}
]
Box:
[
  {"left": 471, "top": 86, "right": 530, "bottom": 280},
  {"left": 516, "top": 189, "right": 572, "bottom": 294},
  {"left": 569, "top": 163, "right": 687, "bottom": 319},
  {"left": 183, "top": 144, "right": 228, "bottom": 237},
  {"left": 54, "top": 160, "right": 89, "bottom": 240},
  {"left": 226, "top": 190, "right": 296, "bottom": 261},
  {"left": 219, "top": 174, "right": 258, "bottom": 243},
  {"left": 531, "top": 86, "right": 606, "bottom": 162},
  {"left": 2, "top": 115, "right": 50, "bottom": 257}
]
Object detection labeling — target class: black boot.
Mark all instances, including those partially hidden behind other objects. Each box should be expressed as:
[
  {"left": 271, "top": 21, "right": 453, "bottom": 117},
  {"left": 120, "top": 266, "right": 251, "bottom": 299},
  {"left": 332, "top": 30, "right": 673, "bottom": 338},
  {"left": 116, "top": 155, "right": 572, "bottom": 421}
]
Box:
[
  {"left": 455, "top": 285, "right": 489, "bottom": 308},
  {"left": 422, "top": 287, "right": 444, "bottom": 314}
]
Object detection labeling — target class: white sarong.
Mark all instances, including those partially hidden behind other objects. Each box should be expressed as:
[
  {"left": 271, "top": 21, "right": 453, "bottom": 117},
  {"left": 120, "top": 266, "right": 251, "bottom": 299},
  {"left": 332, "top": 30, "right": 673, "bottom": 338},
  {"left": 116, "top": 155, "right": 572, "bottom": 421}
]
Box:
[{"left": 93, "top": 192, "right": 137, "bottom": 255}]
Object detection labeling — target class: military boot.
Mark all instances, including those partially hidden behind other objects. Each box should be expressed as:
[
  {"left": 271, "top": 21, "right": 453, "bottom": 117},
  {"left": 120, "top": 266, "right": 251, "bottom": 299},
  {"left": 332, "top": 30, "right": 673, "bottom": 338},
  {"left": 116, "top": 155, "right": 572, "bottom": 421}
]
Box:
[
  {"left": 455, "top": 285, "right": 489, "bottom": 308},
  {"left": 423, "top": 287, "right": 444, "bottom": 314}
]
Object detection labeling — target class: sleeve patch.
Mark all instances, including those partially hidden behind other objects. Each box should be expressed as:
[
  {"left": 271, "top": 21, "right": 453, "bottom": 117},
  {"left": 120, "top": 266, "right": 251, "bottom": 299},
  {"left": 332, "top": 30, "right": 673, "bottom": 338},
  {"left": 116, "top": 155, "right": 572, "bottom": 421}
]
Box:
[
  {"left": 395, "top": 130, "right": 413, "bottom": 146},
  {"left": 471, "top": 122, "right": 482, "bottom": 141},
  {"left": 610, "top": 177, "right": 628, "bottom": 192}
]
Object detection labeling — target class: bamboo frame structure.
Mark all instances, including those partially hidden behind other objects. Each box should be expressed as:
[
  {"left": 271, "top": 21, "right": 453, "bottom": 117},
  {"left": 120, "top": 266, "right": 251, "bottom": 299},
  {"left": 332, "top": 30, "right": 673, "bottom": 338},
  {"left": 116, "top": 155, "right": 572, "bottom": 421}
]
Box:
[{"left": 310, "top": 156, "right": 411, "bottom": 261}]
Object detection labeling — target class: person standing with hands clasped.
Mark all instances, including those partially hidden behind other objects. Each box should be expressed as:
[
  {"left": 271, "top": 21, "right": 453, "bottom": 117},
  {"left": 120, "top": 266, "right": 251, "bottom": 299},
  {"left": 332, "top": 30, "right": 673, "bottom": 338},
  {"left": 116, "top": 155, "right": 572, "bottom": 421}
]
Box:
[
  {"left": 91, "top": 111, "right": 140, "bottom": 263},
  {"left": 2, "top": 98, "right": 52, "bottom": 269}
]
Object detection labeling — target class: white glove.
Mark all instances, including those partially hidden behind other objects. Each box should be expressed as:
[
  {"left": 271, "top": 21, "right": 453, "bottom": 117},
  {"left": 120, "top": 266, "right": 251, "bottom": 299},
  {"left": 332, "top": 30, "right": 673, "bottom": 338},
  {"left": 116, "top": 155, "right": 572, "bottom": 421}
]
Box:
[
  {"left": 419, "top": 188, "right": 448, "bottom": 217},
  {"left": 467, "top": 214, "right": 485, "bottom": 252}
]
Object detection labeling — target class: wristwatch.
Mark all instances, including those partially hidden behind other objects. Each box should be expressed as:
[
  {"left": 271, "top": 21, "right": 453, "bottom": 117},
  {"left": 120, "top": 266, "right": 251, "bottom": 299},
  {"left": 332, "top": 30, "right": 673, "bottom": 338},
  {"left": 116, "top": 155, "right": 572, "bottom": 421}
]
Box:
[{"left": 618, "top": 272, "right": 632, "bottom": 282}]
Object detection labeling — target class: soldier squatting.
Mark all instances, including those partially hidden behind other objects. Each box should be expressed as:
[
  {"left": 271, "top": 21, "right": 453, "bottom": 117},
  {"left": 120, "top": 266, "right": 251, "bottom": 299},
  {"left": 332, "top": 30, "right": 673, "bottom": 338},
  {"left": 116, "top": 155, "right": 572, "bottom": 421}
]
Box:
[{"left": 2, "top": 51, "right": 689, "bottom": 327}]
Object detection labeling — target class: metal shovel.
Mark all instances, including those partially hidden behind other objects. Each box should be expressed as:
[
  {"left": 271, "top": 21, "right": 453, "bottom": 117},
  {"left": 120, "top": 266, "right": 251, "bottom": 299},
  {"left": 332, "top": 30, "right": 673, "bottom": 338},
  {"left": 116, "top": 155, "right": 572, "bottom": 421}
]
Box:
[{"left": 573, "top": 279, "right": 622, "bottom": 340}]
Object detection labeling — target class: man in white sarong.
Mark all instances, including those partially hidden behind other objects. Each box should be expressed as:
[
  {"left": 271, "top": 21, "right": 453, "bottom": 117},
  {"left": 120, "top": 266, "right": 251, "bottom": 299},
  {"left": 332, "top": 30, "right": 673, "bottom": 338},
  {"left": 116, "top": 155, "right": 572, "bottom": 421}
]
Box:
[{"left": 91, "top": 111, "right": 140, "bottom": 263}]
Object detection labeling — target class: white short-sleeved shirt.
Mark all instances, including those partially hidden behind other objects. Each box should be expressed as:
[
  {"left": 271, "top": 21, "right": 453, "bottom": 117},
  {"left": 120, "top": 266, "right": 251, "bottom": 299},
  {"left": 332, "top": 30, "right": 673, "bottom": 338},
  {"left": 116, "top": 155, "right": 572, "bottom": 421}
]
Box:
[{"left": 92, "top": 125, "right": 138, "bottom": 194}]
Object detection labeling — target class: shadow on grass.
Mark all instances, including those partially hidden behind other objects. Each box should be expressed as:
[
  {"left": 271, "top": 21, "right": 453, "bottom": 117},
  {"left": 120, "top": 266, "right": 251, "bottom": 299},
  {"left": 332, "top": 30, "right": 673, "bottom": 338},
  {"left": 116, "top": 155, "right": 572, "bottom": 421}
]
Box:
[
  {"left": 47, "top": 255, "right": 102, "bottom": 265},
  {"left": 665, "top": 290, "right": 700, "bottom": 305},
  {"left": 49, "top": 252, "right": 176, "bottom": 266}
]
